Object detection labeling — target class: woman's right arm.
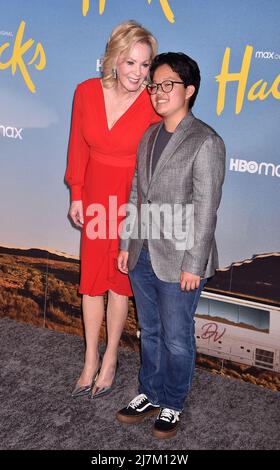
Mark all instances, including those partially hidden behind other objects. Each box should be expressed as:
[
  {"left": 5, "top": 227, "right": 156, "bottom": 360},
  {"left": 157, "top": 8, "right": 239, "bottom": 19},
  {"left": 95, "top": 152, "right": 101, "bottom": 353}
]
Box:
[{"left": 65, "top": 85, "right": 90, "bottom": 227}]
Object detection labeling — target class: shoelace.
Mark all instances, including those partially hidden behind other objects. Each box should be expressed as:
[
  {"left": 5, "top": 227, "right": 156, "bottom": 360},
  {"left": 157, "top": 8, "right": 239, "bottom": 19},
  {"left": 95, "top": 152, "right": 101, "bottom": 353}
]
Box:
[
  {"left": 128, "top": 393, "right": 147, "bottom": 409},
  {"left": 159, "top": 408, "right": 179, "bottom": 422}
]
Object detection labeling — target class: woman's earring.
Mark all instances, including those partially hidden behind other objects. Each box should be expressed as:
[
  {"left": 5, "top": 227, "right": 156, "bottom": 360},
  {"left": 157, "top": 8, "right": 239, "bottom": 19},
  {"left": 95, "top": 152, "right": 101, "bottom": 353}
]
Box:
[{"left": 112, "top": 68, "right": 117, "bottom": 79}]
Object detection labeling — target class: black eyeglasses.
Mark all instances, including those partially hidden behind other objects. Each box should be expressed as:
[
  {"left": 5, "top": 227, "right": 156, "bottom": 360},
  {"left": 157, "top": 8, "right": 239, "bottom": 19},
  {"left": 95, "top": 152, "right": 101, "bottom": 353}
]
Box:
[{"left": 147, "top": 80, "right": 185, "bottom": 95}]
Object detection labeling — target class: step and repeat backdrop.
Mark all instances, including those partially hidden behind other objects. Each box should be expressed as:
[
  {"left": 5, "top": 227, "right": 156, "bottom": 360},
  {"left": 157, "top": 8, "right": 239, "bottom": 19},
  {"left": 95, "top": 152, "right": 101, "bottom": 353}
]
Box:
[{"left": 0, "top": 1, "right": 279, "bottom": 385}]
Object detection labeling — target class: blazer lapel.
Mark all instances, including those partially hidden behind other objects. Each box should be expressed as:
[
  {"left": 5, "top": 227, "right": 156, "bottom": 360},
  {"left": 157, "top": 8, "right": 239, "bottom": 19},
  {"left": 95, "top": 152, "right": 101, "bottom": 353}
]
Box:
[
  {"left": 148, "top": 112, "right": 195, "bottom": 187},
  {"left": 146, "top": 122, "right": 163, "bottom": 183}
]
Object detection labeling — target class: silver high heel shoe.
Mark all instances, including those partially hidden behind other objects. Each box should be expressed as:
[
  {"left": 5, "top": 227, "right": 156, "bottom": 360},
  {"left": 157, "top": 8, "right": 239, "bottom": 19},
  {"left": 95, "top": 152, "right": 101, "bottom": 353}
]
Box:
[
  {"left": 90, "top": 361, "right": 119, "bottom": 399},
  {"left": 71, "top": 360, "right": 101, "bottom": 398}
]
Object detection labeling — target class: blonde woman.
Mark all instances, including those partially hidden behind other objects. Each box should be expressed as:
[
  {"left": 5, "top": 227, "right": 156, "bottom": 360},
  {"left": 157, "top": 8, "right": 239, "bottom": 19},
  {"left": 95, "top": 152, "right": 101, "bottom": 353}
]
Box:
[{"left": 65, "top": 21, "right": 160, "bottom": 398}]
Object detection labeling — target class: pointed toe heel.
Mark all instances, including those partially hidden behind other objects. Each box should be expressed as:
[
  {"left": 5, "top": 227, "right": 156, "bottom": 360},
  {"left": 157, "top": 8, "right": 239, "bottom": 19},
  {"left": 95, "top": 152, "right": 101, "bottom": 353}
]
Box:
[
  {"left": 90, "top": 385, "right": 112, "bottom": 399},
  {"left": 71, "top": 360, "right": 102, "bottom": 398},
  {"left": 90, "top": 360, "right": 119, "bottom": 399},
  {"left": 71, "top": 383, "right": 92, "bottom": 398}
]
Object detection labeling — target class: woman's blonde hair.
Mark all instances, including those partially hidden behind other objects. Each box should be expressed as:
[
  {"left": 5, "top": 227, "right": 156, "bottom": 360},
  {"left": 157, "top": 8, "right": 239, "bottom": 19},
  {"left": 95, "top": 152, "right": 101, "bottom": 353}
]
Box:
[{"left": 102, "top": 20, "right": 157, "bottom": 88}]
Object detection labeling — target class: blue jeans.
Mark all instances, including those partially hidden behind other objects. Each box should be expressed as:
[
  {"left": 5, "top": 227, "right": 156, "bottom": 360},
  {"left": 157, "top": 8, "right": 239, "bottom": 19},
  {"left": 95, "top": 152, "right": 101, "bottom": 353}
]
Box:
[{"left": 129, "top": 249, "right": 207, "bottom": 412}]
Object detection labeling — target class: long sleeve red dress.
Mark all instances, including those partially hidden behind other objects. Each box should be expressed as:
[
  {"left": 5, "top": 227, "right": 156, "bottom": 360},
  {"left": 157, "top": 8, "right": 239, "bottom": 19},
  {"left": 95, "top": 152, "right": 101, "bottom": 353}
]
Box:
[{"left": 65, "top": 78, "right": 160, "bottom": 296}]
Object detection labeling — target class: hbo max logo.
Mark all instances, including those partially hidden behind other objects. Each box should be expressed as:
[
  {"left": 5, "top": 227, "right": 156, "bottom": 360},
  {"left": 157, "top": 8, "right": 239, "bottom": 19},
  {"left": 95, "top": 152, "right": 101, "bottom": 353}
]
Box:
[
  {"left": 230, "top": 158, "right": 280, "bottom": 177},
  {"left": 0, "top": 125, "right": 23, "bottom": 140}
]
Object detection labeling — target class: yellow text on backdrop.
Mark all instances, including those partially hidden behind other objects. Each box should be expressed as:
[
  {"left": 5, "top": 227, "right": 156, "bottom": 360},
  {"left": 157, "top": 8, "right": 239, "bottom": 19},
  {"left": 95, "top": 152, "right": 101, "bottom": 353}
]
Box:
[
  {"left": 0, "top": 20, "right": 46, "bottom": 93},
  {"left": 82, "top": 0, "right": 175, "bottom": 23},
  {"left": 216, "top": 45, "right": 280, "bottom": 115}
]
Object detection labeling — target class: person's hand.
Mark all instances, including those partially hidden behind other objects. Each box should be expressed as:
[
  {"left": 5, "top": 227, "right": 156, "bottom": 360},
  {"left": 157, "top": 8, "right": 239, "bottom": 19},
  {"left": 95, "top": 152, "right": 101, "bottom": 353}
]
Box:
[
  {"left": 118, "top": 250, "right": 129, "bottom": 274},
  {"left": 180, "top": 271, "right": 200, "bottom": 291},
  {"left": 69, "top": 200, "right": 84, "bottom": 228}
]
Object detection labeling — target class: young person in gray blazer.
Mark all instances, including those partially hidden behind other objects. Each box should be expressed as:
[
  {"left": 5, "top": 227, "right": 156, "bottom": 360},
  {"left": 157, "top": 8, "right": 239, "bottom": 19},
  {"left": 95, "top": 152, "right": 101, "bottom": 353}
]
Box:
[{"left": 116, "top": 52, "right": 226, "bottom": 439}]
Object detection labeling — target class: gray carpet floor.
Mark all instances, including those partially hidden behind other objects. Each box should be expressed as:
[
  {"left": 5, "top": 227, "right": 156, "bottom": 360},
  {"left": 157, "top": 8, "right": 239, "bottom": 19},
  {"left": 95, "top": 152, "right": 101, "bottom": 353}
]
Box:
[{"left": 0, "top": 317, "right": 279, "bottom": 450}]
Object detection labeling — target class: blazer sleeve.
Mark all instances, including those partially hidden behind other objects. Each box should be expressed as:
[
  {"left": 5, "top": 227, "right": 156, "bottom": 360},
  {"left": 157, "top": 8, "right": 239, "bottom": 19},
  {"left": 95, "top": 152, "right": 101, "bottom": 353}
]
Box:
[
  {"left": 119, "top": 162, "right": 139, "bottom": 252},
  {"left": 181, "top": 134, "right": 226, "bottom": 276},
  {"left": 119, "top": 124, "right": 156, "bottom": 252},
  {"left": 65, "top": 85, "right": 90, "bottom": 201}
]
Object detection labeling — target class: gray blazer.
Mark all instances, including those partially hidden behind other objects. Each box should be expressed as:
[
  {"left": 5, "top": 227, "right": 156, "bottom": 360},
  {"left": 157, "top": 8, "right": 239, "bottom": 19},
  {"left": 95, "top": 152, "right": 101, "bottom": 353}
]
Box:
[{"left": 120, "top": 112, "right": 226, "bottom": 281}]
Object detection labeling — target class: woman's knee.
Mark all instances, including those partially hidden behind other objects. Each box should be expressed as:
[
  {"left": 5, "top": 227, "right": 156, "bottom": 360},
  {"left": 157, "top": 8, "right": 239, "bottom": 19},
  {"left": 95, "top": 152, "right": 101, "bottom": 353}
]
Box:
[{"left": 108, "top": 290, "right": 128, "bottom": 301}]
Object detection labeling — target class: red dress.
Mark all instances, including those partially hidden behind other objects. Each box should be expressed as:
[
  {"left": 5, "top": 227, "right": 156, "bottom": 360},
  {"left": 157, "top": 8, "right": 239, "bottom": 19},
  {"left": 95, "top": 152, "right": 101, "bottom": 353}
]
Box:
[{"left": 65, "top": 78, "right": 160, "bottom": 296}]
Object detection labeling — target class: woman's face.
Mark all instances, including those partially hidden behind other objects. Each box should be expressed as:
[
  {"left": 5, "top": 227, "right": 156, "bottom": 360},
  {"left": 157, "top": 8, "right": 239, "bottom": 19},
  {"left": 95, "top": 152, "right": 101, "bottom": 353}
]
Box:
[{"left": 116, "top": 41, "right": 151, "bottom": 93}]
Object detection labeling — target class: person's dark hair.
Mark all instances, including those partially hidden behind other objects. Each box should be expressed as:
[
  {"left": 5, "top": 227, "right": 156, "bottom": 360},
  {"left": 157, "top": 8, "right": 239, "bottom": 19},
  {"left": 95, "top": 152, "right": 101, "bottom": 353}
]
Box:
[{"left": 149, "top": 52, "right": 201, "bottom": 109}]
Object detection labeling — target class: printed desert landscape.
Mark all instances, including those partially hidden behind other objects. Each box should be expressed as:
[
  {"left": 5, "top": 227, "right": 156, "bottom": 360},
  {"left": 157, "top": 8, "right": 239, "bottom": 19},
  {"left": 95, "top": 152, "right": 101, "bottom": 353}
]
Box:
[{"left": 0, "top": 245, "right": 279, "bottom": 391}]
